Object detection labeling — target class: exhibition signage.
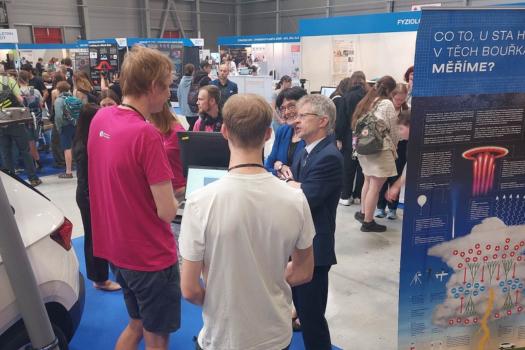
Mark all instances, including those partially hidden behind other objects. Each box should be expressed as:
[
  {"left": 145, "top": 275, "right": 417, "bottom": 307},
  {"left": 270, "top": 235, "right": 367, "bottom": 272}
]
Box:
[
  {"left": 190, "top": 38, "right": 204, "bottom": 47},
  {"left": 298, "top": 11, "right": 421, "bottom": 37},
  {"left": 217, "top": 33, "right": 300, "bottom": 46},
  {"left": 115, "top": 37, "right": 128, "bottom": 48},
  {"left": 398, "top": 8, "right": 525, "bottom": 350},
  {"left": 0, "top": 29, "right": 18, "bottom": 43},
  {"left": 88, "top": 42, "right": 119, "bottom": 87},
  {"left": 126, "top": 37, "right": 194, "bottom": 47},
  {"left": 140, "top": 41, "right": 183, "bottom": 77}
]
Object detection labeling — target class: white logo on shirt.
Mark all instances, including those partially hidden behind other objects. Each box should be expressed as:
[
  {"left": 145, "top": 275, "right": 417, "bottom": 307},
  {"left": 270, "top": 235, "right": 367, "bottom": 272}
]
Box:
[{"left": 99, "top": 131, "right": 111, "bottom": 139}]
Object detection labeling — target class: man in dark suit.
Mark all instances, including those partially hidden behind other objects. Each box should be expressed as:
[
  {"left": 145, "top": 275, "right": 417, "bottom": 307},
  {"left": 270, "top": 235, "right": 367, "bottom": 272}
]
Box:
[{"left": 286, "top": 94, "right": 343, "bottom": 350}]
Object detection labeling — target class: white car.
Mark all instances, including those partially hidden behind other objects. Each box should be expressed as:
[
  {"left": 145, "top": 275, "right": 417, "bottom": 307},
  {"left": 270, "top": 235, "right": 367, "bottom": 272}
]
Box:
[
  {"left": 0, "top": 170, "right": 85, "bottom": 349},
  {"left": 499, "top": 343, "right": 516, "bottom": 350}
]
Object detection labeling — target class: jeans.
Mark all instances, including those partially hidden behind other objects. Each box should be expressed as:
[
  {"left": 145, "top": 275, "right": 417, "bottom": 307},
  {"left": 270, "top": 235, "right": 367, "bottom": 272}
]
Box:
[
  {"left": 0, "top": 124, "right": 38, "bottom": 180},
  {"left": 51, "top": 123, "right": 64, "bottom": 165},
  {"left": 341, "top": 146, "right": 364, "bottom": 199}
]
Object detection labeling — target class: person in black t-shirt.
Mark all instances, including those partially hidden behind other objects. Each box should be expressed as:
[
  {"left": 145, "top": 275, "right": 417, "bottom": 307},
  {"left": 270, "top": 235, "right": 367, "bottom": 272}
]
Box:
[
  {"left": 21, "top": 64, "right": 49, "bottom": 102},
  {"left": 35, "top": 58, "right": 45, "bottom": 76},
  {"left": 64, "top": 57, "right": 74, "bottom": 88}
]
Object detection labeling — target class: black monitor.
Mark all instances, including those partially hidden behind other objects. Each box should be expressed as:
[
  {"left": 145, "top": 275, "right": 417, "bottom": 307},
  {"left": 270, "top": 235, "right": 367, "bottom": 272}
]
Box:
[{"left": 177, "top": 131, "right": 230, "bottom": 177}]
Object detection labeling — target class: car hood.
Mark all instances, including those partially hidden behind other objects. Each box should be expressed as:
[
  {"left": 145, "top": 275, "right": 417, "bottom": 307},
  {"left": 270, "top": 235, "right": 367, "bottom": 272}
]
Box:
[{"left": 0, "top": 173, "right": 64, "bottom": 264}]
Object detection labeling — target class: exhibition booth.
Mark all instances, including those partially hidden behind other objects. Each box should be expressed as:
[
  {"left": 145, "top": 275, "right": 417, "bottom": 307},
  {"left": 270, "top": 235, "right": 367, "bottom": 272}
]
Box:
[
  {"left": 217, "top": 33, "right": 301, "bottom": 79},
  {"left": 298, "top": 11, "right": 421, "bottom": 91}
]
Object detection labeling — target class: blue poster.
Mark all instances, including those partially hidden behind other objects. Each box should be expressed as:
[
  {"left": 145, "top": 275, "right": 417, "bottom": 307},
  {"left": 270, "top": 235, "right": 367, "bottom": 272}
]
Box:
[{"left": 399, "top": 9, "right": 525, "bottom": 350}]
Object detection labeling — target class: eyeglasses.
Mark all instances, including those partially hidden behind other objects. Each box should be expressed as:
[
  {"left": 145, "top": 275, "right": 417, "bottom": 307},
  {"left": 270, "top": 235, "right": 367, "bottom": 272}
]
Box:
[
  {"left": 297, "top": 112, "right": 323, "bottom": 120},
  {"left": 279, "top": 104, "right": 296, "bottom": 113}
]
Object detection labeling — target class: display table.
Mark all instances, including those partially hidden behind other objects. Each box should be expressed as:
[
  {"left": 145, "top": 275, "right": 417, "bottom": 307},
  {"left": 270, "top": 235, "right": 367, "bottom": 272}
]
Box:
[{"left": 0, "top": 108, "right": 33, "bottom": 126}]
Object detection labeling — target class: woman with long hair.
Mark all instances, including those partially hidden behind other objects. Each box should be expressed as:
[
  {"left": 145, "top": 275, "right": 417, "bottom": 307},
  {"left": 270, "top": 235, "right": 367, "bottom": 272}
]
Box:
[
  {"left": 74, "top": 103, "right": 121, "bottom": 291},
  {"left": 148, "top": 103, "right": 186, "bottom": 202},
  {"left": 74, "top": 71, "right": 99, "bottom": 104},
  {"left": 330, "top": 77, "right": 353, "bottom": 100},
  {"left": 148, "top": 103, "right": 186, "bottom": 263},
  {"left": 375, "top": 83, "right": 409, "bottom": 220},
  {"left": 352, "top": 76, "right": 398, "bottom": 232},
  {"left": 335, "top": 71, "right": 368, "bottom": 206},
  {"left": 99, "top": 89, "right": 120, "bottom": 107}
]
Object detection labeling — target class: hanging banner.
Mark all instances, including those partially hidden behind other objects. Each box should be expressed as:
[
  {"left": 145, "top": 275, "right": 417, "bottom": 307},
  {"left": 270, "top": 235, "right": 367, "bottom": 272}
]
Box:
[
  {"left": 399, "top": 8, "right": 525, "bottom": 350},
  {"left": 141, "top": 42, "right": 183, "bottom": 77},
  {"left": 88, "top": 42, "right": 119, "bottom": 87}
]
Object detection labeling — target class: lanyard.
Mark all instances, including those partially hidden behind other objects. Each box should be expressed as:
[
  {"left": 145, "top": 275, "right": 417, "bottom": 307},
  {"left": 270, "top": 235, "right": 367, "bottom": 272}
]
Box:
[
  {"left": 121, "top": 103, "right": 146, "bottom": 121},
  {"left": 228, "top": 163, "right": 265, "bottom": 172}
]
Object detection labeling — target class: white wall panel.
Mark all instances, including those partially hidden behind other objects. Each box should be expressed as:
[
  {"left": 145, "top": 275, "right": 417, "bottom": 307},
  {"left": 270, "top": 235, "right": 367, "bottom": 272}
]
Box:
[{"left": 301, "top": 32, "right": 417, "bottom": 91}]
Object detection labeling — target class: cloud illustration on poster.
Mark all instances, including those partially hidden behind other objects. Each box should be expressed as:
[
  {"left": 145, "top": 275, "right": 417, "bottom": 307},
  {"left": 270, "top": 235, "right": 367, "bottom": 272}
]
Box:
[{"left": 428, "top": 218, "right": 525, "bottom": 327}]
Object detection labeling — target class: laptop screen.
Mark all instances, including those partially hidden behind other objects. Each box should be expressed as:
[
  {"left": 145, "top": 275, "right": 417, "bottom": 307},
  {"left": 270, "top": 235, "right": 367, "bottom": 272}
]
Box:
[
  {"left": 320, "top": 86, "right": 336, "bottom": 97},
  {"left": 186, "top": 166, "right": 228, "bottom": 197}
]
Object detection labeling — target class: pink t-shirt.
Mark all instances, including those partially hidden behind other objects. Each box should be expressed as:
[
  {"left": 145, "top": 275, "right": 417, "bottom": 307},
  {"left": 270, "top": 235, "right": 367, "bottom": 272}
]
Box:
[
  {"left": 193, "top": 118, "right": 210, "bottom": 132},
  {"left": 163, "top": 122, "right": 186, "bottom": 190},
  {"left": 87, "top": 106, "right": 177, "bottom": 271}
]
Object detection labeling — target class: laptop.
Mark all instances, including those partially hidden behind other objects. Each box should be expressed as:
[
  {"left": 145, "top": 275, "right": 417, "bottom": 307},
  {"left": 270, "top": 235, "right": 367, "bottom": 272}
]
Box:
[
  {"left": 320, "top": 86, "right": 336, "bottom": 97},
  {"left": 185, "top": 166, "right": 228, "bottom": 198}
]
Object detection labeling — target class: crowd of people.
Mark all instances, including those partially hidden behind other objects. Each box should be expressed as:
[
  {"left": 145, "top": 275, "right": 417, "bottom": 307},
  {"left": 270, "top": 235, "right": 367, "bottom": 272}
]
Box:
[
  {"left": 0, "top": 56, "right": 123, "bottom": 185},
  {"left": 1, "top": 45, "right": 413, "bottom": 350}
]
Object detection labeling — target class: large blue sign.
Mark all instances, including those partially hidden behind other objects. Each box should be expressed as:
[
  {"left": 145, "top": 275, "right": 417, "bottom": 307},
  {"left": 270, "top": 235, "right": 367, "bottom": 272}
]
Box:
[
  {"left": 399, "top": 8, "right": 525, "bottom": 350},
  {"left": 299, "top": 11, "right": 420, "bottom": 37}
]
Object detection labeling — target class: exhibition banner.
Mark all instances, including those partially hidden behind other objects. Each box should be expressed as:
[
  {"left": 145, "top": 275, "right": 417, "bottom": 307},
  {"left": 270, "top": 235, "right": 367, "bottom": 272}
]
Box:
[
  {"left": 217, "top": 33, "right": 300, "bottom": 46},
  {"left": 88, "top": 42, "right": 119, "bottom": 87},
  {"left": 398, "top": 8, "right": 525, "bottom": 350}
]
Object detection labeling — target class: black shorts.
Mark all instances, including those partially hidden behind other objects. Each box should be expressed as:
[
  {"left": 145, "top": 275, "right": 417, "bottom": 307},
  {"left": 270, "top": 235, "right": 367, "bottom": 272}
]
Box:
[{"left": 113, "top": 264, "right": 181, "bottom": 334}]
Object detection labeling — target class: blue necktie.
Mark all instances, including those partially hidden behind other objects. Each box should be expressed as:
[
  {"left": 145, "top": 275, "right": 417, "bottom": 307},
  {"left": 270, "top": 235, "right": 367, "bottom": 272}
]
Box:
[
  {"left": 297, "top": 149, "right": 309, "bottom": 178},
  {"left": 301, "top": 149, "right": 309, "bottom": 168}
]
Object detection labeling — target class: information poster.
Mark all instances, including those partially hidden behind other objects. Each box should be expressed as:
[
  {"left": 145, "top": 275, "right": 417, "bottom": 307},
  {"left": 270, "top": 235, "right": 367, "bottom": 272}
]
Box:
[
  {"left": 142, "top": 42, "right": 183, "bottom": 78},
  {"left": 88, "top": 43, "right": 119, "bottom": 87},
  {"left": 331, "top": 38, "right": 354, "bottom": 85},
  {"left": 73, "top": 49, "right": 90, "bottom": 74},
  {"left": 399, "top": 9, "right": 525, "bottom": 350}
]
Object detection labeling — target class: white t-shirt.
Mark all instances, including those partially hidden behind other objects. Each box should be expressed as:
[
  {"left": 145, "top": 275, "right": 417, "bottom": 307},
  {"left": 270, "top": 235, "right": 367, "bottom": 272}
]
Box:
[{"left": 180, "top": 171, "right": 315, "bottom": 350}]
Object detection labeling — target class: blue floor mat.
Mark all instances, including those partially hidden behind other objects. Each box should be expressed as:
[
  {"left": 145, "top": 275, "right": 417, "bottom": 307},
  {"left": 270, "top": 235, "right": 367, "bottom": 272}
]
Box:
[
  {"left": 17, "top": 150, "right": 65, "bottom": 180},
  {"left": 70, "top": 237, "right": 341, "bottom": 349}
]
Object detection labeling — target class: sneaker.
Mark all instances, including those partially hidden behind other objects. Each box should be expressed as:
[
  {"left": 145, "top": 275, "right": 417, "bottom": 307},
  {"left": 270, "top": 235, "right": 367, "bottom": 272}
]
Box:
[
  {"left": 29, "top": 178, "right": 42, "bottom": 187},
  {"left": 375, "top": 208, "right": 387, "bottom": 218},
  {"left": 352, "top": 198, "right": 361, "bottom": 205},
  {"left": 387, "top": 210, "right": 398, "bottom": 220},
  {"left": 58, "top": 173, "right": 73, "bottom": 179},
  {"left": 361, "top": 220, "right": 387, "bottom": 232},
  {"left": 354, "top": 211, "right": 365, "bottom": 223},
  {"left": 339, "top": 198, "right": 352, "bottom": 206}
]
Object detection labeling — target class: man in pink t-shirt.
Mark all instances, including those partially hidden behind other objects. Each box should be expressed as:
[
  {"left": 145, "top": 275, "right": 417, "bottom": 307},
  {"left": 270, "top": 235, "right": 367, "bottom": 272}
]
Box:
[{"left": 88, "top": 46, "right": 179, "bottom": 350}]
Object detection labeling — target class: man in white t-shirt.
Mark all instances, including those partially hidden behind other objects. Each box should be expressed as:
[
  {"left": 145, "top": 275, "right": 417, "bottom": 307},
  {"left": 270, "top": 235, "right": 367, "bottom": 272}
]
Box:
[{"left": 180, "top": 93, "right": 315, "bottom": 350}]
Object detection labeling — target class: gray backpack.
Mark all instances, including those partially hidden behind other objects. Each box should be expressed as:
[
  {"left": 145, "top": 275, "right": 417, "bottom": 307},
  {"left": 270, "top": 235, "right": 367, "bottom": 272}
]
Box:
[{"left": 353, "top": 104, "right": 388, "bottom": 155}]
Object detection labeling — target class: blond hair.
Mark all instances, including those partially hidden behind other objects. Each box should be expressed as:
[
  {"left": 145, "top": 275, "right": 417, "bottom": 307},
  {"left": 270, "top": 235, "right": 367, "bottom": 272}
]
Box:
[
  {"left": 73, "top": 71, "right": 92, "bottom": 91},
  {"left": 120, "top": 46, "right": 172, "bottom": 98},
  {"left": 222, "top": 94, "right": 272, "bottom": 149},
  {"left": 148, "top": 103, "right": 180, "bottom": 134}
]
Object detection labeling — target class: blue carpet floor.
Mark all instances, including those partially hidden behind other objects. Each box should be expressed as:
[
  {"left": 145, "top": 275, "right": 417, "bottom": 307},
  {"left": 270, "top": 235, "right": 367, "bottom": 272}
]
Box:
[
  {"left": 70, "top": 237, "right": 342, "bottom": 349},
  {"left": 17, "top": 150, "right": 65, "bottom": 181}
]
